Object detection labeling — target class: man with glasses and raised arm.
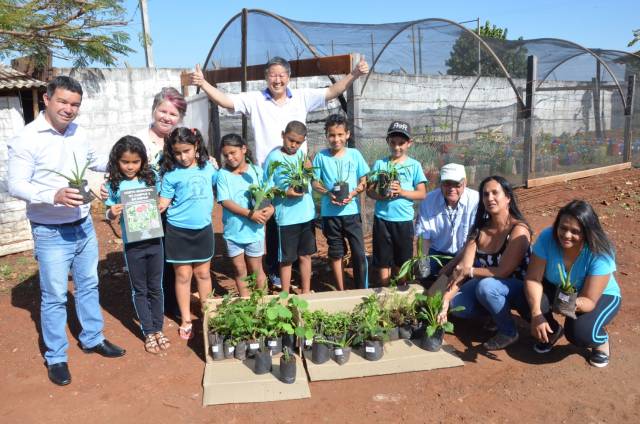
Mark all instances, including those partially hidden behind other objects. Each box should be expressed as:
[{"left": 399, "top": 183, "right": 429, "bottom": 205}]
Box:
[
  {"left": 415, "top": 163, "right": 479, "bottom": 280},
  {"left": 189, "top": 55, "right": 369, "bottom": 288}
]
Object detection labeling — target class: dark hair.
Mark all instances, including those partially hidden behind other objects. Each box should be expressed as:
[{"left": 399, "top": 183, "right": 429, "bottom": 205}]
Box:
[
  {"left": 324, "top": 113, "right": 349, "bottom": 134},
  {"left": 151, "top": 87, "right": 187, "bottom": 118},
  {"left": 284, "top": 120, "right": 307, "bottom": 137},
  {"left": 106, "top": 136, "right": 155, "bottom": 192},
  {"left": 47, "top": 76, "right": 83, "bottom": 98},
  {"left": 471, "top": 175, "right": 531, "bottom": 237},
  {"left": 552, "top": 200, "right": 614, "bottom": 257},
  {"left": 264, "top": 56, "right": 291, "bottom": 76},
  {"left": 220, "top": 133, "right": 255, "bottom": 166},
  {"left": 161, "top": 127, "right": 209, "bottom": 174}
]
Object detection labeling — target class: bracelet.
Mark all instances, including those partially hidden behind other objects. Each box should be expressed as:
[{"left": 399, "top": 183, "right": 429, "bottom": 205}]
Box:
[
  {"left": 469, "top": 267, "right": 474, "bottom": 278},
  {"left": 247, "top": 209, "right": 254, "bottom": 218}
]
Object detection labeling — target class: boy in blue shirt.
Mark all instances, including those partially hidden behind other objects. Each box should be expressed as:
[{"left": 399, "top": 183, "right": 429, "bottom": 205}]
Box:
[
  {"left": 367, "top": 121, "right": 427, "bottom": 286},
  {"left": 263, "top": 121, "right": 316, "bottom": 294},
  {"left": 312, "top": 114, "right": 370, "bottom": 289}
]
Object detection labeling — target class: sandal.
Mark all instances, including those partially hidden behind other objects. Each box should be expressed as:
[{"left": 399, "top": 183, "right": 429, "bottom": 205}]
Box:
[
  {"left": 178, "top": 323, "right": 194, "bottom": 340},
  {"left": 155, "top": 332, "right": 171, "bottom": 350},
  {"left": 144, "top": 334, "right": 160, "bottom": 354}
]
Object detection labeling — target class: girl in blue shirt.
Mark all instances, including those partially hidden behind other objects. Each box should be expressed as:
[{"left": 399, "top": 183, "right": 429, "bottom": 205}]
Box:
[
  {"left": 525, "top": 200, "right": 621, "bottom": 367},
  {"left": 105, "top": 136, "right": 168, "bottom": 354},
  {"left": 216, "top": 133, "right": 274, "bottom": 297},
  {"left": 158, "top": 128, "right": 218, "bottom": 341}
]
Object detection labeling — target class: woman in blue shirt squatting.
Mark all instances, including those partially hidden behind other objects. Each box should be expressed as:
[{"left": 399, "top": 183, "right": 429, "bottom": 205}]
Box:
[
  {"left": 366, "top": 120, "right": 427, "bottom": 286},
  {"left": 158, "top": 128, "right": 218, "bottom": 341},
  {"left": 525, "top": 200, "right": 621, "bottom": 367},
  {"left": 216, "top": 134, "right": 274, "bottom": 297},
  {"left": 312, "top": 114, "right": 370, "bottom": 290},
  {"left": 263, "top": 121, "right": 316, "bottom": 294},
  {"left": 438, "top": 176, "right": 532, "bottom": 351},
  {"left": 105, "top": 136, "right": 169, "bottom": 354}
]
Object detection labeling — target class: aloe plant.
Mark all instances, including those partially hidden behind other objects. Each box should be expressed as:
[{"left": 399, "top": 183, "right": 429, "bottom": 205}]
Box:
[
  {"left": 390, "top": 238, "right": 451, "bottom": 286},
  {"left": 45, "top": 153, "right": 89, "bottom": 185},
  {"left": 557, "top": 264, "right": 577, "bottom": 293},
  {"left": 248, "top": 163, "right": 282, "bottom": 210},
  {"left": 268, "top": 154, "right": 316, "bottom": 193}
]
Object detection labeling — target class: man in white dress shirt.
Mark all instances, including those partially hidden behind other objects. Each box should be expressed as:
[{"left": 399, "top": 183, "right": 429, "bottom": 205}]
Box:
[{"left": 9, "top": 76, "right": 125, "bottom": 387}]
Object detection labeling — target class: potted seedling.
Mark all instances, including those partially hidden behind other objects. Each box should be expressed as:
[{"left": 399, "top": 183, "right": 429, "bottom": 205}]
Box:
[
  {"left": 253, "top": 341, "right": 273, "bottom": 375},
  {"left": 207, "top": 312, "right": 227, "bottom": 361},
  {"left": 278, "top": 346, "right": 297, "bottom": 384},
  {"left": 368, "top": 161, "right": 408, "bottom": 198},
  {"left": 380, "top": 288, "right": 416, "bottom": 340},
  {"left": 302, "top": 309, "right": 332, "bottom": 364},
  {"left": 248, "top": 164, "right": 281, "bottom": 210},
  {"left": 331, "top": 160, "right": 351, "bottom": 203},
  {"left": 261, "top": 292, "right": 296, "bottom": 355},
  {"left": 552, "top": 264, "right": 578, "bottom": 319},
  {"left": 353, "top": 294, "right": 389, "bottom": 361},
  {"left": 46, "top": 153, "right": 94, "bottom": 204},
  {"left": 391, "top": 238, "right": 450, "bottom": 285},
  {"left": 286, "top": 294, "right": 314, "bottom": 351},
  {"left": 268, "top": 154, "right": 316, "bottom": 194},
  {"left": 414, "top": 291, "right": 464, "bottom": 352},
  {"left": 315, "top": 311, "right": 357, "bottom": 365}
]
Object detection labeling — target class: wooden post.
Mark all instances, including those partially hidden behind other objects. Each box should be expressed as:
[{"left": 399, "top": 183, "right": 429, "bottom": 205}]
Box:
[
  {"left": 31, "top": 87, "right": 39, "bottom": 118},
  {"left": 522, "top": 55, "right": 537, "bottom": 183},
  {"left": 347, "top": 53, "right": 361, "bottom": 149},
  {"left": 411, "top": 25, "right": 417, "bottom": 75},
  {"left": 241, "top": 8, "right": 248, "bottom": 142},
  {"left": 139, "top": 0, "right": 155, "bottom": 68},
  {"left": 209, "top": 100, "right": 221, "bottom": 164},
  {"left": 593, "top": 61, "right": 602, "bottom": 140},
  {"left": 417, "top": 27, "right": 423, "bottom": 75},
  {"left": 623, "top": 74, "right": 635, "bottom": 162}
]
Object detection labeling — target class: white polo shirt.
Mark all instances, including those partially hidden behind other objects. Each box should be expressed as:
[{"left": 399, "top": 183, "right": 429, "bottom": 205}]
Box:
[
  {"left": 8, "top": 113, "right": 107, "bottom": 224},
  {"left": 231, "top": 88, "right": 326, "bottom": 165}
]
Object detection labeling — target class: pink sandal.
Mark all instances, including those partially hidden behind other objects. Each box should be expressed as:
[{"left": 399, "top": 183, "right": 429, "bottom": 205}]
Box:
[{"left": 178, "top": 323, "right": 193, "bottom": 340}]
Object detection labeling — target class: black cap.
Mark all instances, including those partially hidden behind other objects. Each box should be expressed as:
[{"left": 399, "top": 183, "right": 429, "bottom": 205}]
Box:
[{"left": 387, "top": 120, "right": 411, "bottom": 139}]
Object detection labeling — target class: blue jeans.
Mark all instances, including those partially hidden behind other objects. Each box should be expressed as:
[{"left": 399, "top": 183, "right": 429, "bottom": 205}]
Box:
[
  {"left": 449, "top": 277, "right": 529, "bottom": 337},
  {"left": 428, "top": 248, "right": 455, "bottom": 276},
  {"left": 31, "top": 218, "right": 105, "bottom": 365}
]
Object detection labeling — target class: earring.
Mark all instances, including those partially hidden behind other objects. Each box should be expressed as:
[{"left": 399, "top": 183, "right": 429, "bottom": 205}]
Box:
[{"left": 196, "top": 153, "right": 200, "bottom": 158}]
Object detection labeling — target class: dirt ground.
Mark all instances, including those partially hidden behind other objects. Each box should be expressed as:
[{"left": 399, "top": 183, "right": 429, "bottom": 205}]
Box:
[{"left": 1, "top": 169, "right": 639, "bottom": 423}]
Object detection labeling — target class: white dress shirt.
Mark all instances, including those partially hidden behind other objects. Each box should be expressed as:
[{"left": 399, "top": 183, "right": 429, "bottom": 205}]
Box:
[
  {"left": 8, "top": 113, "right": 107, "bottom": 224},
  {"left": 415, "top": 187, "right": 480, "bottom": 255}
]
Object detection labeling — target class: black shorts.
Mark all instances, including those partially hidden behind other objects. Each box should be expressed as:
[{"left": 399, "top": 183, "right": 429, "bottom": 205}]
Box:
[
  {"left": 277, "top": 220, "right": 317, "bottom": 264},
  {"left": 372, "top": 216, "right": 414, "bottom": 268},
  {"left": 164, "top": 222, "right": 214, "bottom": 263},
  {"left": 322, "top": 214, "right": 364, "bottom": 259}
]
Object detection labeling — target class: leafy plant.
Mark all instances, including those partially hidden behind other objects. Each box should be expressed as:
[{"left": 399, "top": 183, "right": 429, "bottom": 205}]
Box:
[
  {"left": 414, "top": 291, "right": 465, "bottom": 337},
  {"left": 314, "top": 311, "right": 357, "bottom": 348},
  {"left": 352, "top": 293, "right": 390, "bottom": 344},
  {"left": 247, "top": 164, "right": 282, "bottom": 210},
  {"left": 557, "top": 264, "right": 577, "bottom": 293},
  {"left": 260, "top": 292, "right": 295, "bottom": 338},
  {"left": 379, "top": 287, "right": 416, "bottom": 326},
  {"left": 367, "top": 160, "right": 409, "bottom": 196},
  {"left": 390, "top": 238, "right": 451, "bottom": 286},
  {"left": 334, "top": 159, "right": 351, "bottom": 185},
  {"left": 45, "top": 153, "right": 89, "bottom": 185},
  {"left": 268, "top": 154, "right": 316, "bottom": 192}
]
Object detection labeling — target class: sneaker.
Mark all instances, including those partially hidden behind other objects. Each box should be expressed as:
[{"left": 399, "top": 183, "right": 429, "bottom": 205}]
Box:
[
  {"left": 589, "top": 349, "right": 610, "bottom": 368},
  {"left": 533, "top": 326, "right": 565, "bottom": 354},
  {"left": 268, "top": 273, "right": 282, "bottom": 289},
  {"left": 483, "top": 332, "right": 519, "bottom": 350}
]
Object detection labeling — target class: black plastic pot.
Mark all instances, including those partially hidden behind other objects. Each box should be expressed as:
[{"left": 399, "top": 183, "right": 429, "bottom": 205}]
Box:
[
  {"left": 209, "top": 335, "right": 224, "bottom": 361},
  {"left": 69, "top": 180, "right": 94, "bottom": 204},
  {"left": 253, "top": 350, "right": 272, "bottom": 375},
  {"left": 292, "top": 184, "right": 308, "bottom": 194},
  {"left": 411, "top": 321, "right": 425, "bottom": 339},
  {"left": 253, "top": 198, "right": 271, "bottom": 210},
  {"left": 364, "top": 339, "right": 384, "bottom": 361},
  {"left": 234, "top": 341, "right": 248, "bottom": 360},
  {"left": 282, "top": 333, "right": 296, "bottom": 351},
  {"left": 387, "top": 326, "right": 400, "bottom": 341},
  {"left": 302, "top": 337, "right": 313, "bottom": 351},
  {"left": 376, "top": 173, "right": 391, "bottom": 197},
  {"left": 265, "top": 336, "right": 283, "bottom": 355},
  {"left": 246, "top": 339, "right": 262, "bottom": 358},
  {"left": 332, "top": 182, "right": 349, "bottom": 202},
  {"left": 223, "top": 339, "right": 235, "bottom": 359},
  {"left": 398, "top": 323, "right": 413, "bottom": 340},
  {"left": 332, "top": 346, "right": 351, "bottom": 366},
  {"left": 279, "top": 356, "right": 296, "bottom": 384},
  {"left": 420, "top": 328, "right": 444, "bottom": 352},
  {"left": 415, "top": 257, "right": 431, "bottom": 280},
  {"left": 552, "top": 288, "right": 578, "bottom": 319},
  {"left": 311, "top": 340, "right": 331, "bottom": 364}
]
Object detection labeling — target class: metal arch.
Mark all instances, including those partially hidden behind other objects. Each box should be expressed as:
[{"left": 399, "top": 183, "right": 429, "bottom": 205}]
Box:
[
  {"left": 453, "top": 74, "right": 482, "bottom": 143},
  {"left": 359, "top": 17, "right": 526, "bottom": 110},
  {"left": 523, "top": 38, "right": 627, "bottom": 109}
]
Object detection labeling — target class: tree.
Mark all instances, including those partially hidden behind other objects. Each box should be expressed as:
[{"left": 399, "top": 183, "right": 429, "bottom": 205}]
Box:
[
  {"left": 446, "top": 20, "right": 528, "bottom": 78},
  {"left": 628, "top": 28, "right": 640, "bottom": 47},
  {"left": 0, "top": 0, "right": 134, "bottom": 67}
]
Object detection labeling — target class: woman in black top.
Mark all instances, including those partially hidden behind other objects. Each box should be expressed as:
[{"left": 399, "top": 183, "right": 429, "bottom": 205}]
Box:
[{"left": 438, "top": 176, "right": 532, "bottom": 350}]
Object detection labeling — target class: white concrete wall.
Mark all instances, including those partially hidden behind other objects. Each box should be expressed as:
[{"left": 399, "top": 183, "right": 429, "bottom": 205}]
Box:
[{"left": 0, "top": 96, "right": 32, "bottom": 256}]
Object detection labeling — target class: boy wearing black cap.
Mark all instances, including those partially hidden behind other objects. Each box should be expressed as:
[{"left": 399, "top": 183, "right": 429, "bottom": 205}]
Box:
[{"left": 367, "top": 121, "right": 428, "bottom": 286}]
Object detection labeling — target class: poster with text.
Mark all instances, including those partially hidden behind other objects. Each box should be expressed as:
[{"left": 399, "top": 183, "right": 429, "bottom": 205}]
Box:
[{"left": 121, "top": 187, "right": 163, "bottom": 243}]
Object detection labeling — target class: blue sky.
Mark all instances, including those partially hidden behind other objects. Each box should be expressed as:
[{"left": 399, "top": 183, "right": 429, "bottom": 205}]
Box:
[{"left": 58, "top": 0, "right": 640, "bottom": 68}]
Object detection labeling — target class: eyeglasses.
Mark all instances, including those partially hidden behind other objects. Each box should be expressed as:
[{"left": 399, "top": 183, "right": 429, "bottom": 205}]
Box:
[{"left": 267, "top": 73, "right": 289, "bottom": 80}]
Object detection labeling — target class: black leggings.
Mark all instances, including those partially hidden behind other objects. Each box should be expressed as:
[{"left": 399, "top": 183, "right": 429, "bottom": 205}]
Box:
[{"left": 541, "top": 279, "right": 620, "bottom": 348}]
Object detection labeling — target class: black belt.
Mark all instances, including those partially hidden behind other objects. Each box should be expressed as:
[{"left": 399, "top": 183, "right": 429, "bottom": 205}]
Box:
[{"left": 31, "top": 216, "right": 88, "bottom": 227}]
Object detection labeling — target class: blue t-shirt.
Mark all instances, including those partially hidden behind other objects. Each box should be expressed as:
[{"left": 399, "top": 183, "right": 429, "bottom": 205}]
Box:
[
  {"left": 372, "top": 156, "right": 427, "bottom": 222},
  {"left": 216, "top": 166, "right": 265, "bottom": 244},
  {"left": 263, "top": 148, "right": 315, "bottom": 226},
  {"left": 106, "top": 176, "right": 160, "bottom": 244},
  {"left": 312, "top": 148, "right": 370, "bottom": 217},
  {"left": 159, "top": 162, "right": 218, "bottom": 229},
  {"left": 532, "top": 227, "right": 620, "bottom": 297}
]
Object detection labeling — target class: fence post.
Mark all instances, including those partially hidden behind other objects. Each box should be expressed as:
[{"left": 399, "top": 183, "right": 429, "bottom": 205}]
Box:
[
  {"left": 241, "top": 8, "right": 248, "bottom": 142},
  {"left": 347, "top": 53, "right": 362, "bottom": 149},
  {"left": 522, "top": 55, "right": 537, "bottom": 185},
  {"left": 623, "top": 74, "right": 636, "bottom": 162},
  {"left": 593, "top": 61, "right": 603, "bottom": 141}
]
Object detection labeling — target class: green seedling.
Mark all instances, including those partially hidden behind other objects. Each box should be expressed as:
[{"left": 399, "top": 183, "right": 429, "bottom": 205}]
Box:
[{"left": 414, "top": 291, "right": 465, "bottom": 337}]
